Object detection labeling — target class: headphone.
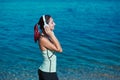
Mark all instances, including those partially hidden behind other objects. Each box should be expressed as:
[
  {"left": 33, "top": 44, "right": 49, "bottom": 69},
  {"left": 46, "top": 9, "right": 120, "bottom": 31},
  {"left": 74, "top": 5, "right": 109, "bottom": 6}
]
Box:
[{"left": 43, "top": 15, "right": 49, "bottom": 28}]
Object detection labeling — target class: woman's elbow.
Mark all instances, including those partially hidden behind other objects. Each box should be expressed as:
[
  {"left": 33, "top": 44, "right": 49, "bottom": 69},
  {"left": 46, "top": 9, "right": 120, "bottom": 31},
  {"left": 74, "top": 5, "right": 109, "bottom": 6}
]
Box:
[
  {"left": 59, "top": 48, "right": 63, "bottom": 53},
  {"left": 56, "top": 48, "right": 62, "bottom": 53}
]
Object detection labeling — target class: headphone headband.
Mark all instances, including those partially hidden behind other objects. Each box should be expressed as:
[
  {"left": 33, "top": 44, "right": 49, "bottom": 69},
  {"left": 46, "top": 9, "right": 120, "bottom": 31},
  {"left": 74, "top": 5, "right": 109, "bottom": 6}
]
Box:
[{"left": 43, "top": 15, "right": 48, "bottom": 28}]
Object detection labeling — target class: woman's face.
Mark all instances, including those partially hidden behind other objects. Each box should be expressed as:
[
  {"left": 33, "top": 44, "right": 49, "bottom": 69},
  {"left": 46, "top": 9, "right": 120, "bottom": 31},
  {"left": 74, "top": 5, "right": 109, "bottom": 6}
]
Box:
[{"left": 48, "top": 17, "right": 56, "bottom": 31}]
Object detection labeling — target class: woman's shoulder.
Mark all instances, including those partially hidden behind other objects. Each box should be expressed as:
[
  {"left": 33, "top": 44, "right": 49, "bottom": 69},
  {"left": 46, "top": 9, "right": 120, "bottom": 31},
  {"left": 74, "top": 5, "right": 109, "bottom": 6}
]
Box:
[
  {"left": 39, "top": 35, "right": 46, "bottom": 41},
  {"left": 38, "top": 36, "right": 47, "bottom": 51},
  {"left": 39, "top": 35, "right": 49, "bottom": 45}
]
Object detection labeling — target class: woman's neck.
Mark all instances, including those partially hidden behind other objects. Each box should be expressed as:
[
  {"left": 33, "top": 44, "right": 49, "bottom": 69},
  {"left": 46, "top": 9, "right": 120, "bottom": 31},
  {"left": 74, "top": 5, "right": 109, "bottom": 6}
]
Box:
[{"left": 41, "top": 33, "right": 49, "bottom": 39}]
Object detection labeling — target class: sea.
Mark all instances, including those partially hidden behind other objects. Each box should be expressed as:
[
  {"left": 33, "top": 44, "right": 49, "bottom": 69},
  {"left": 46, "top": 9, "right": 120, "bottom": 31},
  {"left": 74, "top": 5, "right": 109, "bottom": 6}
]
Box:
[{"left": 0, "top": 0, "right": 120, "bottom": 80}]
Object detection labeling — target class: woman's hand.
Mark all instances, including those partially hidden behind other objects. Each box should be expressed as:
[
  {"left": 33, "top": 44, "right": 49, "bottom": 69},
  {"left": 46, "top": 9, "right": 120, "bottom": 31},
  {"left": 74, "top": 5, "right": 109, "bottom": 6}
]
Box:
[{"left": 44, "top": 27, "right": 53, "bottom": 37}]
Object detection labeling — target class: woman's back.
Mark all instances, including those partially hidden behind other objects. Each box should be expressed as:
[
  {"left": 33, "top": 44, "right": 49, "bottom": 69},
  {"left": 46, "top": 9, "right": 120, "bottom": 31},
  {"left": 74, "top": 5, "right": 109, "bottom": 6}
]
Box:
[{"left": 39, "top": 50, "right": 57, "bottom": 72}]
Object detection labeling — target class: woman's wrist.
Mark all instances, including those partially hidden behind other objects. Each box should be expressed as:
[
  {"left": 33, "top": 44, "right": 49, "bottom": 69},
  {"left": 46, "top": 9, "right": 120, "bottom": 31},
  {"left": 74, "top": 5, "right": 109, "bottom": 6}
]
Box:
[{"left": 49, "top": 31, "right": 55, "bottom": 37}]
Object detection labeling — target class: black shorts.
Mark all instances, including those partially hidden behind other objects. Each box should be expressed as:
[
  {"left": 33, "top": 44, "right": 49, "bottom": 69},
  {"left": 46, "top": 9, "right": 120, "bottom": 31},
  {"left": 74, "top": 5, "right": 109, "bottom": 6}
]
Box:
[{"left": 38, "top": 69, "right": 59, "bottom": 80}]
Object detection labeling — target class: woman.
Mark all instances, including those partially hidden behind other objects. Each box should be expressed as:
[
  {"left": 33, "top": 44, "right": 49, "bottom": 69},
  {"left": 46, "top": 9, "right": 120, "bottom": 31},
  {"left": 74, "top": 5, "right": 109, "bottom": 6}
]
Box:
[{"left": 34, "top": 15, "right": 62, "bottom": 80}]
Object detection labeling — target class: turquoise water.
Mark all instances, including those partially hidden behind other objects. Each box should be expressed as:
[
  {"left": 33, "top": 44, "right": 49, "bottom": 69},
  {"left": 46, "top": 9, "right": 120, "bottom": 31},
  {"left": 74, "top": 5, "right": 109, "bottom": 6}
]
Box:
[{"left": 0, "top": 0, "right": 120, "bottom": 80}]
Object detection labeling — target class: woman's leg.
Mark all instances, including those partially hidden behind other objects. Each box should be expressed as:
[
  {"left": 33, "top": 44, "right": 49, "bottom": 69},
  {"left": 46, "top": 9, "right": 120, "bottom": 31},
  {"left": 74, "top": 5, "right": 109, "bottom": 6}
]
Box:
[
  {"left": 38, "top": 69, "right": 44, "bottom": 80},
  {"left": 38, "top": 69, "right": 59, "bottom": 80},
  {"left": 50, "top": 72, "right": 59, "bottom": 80}
]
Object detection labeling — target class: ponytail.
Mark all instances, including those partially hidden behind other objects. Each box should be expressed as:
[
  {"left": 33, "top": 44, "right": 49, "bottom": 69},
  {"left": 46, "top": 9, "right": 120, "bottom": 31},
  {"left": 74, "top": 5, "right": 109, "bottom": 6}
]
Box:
[{"left": 34, "top": 24, "right": 40, "bottom": 43}]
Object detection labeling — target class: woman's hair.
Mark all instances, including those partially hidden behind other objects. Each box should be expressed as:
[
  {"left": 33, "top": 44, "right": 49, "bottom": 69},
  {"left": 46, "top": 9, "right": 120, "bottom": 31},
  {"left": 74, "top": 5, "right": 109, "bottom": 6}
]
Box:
[{"left": 34, "top": 15, "right": 51, "bottom": 43}]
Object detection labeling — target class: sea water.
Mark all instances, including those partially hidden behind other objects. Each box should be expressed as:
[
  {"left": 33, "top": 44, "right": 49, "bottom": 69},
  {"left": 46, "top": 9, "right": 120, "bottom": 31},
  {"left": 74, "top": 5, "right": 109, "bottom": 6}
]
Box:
[{"left": 0, "top": 0, "right": 120, "bottom": 80}]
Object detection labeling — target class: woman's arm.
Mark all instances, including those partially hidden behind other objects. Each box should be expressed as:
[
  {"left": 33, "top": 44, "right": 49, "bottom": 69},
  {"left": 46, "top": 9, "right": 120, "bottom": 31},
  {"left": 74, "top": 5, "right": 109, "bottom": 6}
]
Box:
[
  {"left": 40, "top": 35, "right": 62, "bottom": 52},
  {"left": 40, "top": 27, "right": 62, "bottom": 52},
  {"left": 49, "top": 33, "right": 62, "bottom": 52}
]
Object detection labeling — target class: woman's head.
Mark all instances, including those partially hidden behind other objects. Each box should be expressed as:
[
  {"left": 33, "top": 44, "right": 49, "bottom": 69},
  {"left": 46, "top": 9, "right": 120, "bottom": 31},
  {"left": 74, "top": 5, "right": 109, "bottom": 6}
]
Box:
[
  {"left": 34, "top": 15, "right": 56, "bottom": 43},
  {"left": 38, "top": 15, "right": 56, "bottom": 31}
]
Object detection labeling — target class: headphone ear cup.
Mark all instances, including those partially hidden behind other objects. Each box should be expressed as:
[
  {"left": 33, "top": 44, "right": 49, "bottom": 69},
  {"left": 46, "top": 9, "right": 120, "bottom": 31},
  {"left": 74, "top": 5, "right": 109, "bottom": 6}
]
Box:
[
  {"left": 43, "top": 15, "right": 49, "bottom": 28},
  {"left": 44, "top": 24, "right": 49, "bottom": 28}
]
